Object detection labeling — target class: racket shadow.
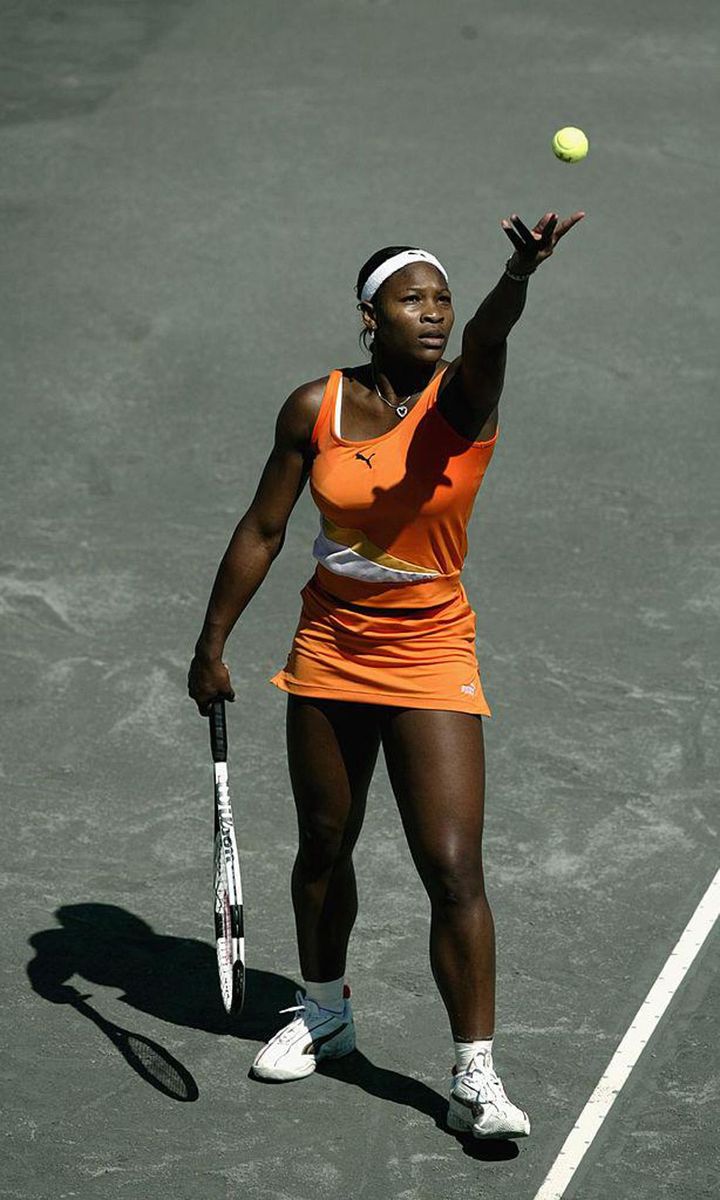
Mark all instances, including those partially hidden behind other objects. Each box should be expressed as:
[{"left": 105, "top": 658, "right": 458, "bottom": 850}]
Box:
[{"left": 70, "top": 990, "right": 199, "bottom": 1102}]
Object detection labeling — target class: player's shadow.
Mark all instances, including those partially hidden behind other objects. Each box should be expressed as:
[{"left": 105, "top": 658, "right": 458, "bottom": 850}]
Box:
[
  {"left": 26, "top": 903, "right": 297, "bottom": 1041},
  {"left": 317, "top": 1056, "right": 519, "bottom": 1161},
  {"left": 26, "top": 904, "right": 519, "bottom": 1153}
]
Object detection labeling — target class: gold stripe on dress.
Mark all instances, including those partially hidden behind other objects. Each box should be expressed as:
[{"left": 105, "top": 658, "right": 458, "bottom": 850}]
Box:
[{"left": 322, "top": 517, "right": 437, "bottom": 576}]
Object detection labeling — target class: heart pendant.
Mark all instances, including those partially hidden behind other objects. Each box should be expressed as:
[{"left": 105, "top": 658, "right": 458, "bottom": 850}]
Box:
[{"left": 396, "top": 404, "right": 408, "bottom": 418}]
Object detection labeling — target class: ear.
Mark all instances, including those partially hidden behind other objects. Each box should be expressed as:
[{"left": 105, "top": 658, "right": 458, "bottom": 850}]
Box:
[{"left": 358, "top": 300, "right": 379, "bottom": 335}]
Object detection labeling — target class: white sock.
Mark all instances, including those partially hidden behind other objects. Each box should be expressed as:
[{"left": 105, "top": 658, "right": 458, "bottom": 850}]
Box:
[
  {"left": 303, "top": 977, "right": 345, "bottom": 1012},
  {"left": 454, "top": 1037, "right": 494, "bottom": 1073}
]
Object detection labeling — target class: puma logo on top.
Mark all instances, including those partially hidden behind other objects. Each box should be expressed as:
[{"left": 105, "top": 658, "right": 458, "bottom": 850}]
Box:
[{"left": 355, "top": 451, "right": 376, "bottom": 469}]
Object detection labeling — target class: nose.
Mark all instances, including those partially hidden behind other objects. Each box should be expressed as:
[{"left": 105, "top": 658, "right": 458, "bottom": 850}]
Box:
[{"left": 420, "top": 308, "right": 443, "bottom": 324}]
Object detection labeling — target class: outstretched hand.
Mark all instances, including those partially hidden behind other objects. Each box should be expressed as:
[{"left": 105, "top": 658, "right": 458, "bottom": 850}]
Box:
[{"left": 501, "top": 210, "right": 585, "bottom": 273}]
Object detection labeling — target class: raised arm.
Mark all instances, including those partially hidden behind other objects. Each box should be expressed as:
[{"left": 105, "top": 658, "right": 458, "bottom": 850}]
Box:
[
  {"left": 438, "top": 209, "right": 585, "bottom": 440},
  {"left": 187, "top": 380, "right": 323, "bottom": 714}
]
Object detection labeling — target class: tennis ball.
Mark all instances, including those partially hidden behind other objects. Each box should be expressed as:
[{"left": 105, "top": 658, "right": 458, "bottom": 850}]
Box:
[{"left": 552, "top": 127, "right": 589, "bottom": 162}]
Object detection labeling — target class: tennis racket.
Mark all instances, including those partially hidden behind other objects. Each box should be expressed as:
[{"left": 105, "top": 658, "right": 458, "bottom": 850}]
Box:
[{"left": 208, "top": 698, "right": 245, "bottom": 1015}]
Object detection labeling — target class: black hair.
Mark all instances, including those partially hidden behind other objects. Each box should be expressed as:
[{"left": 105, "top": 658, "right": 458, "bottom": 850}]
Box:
[
  {"left": 355, "top": 245, "right": 416, "bottom": 354},
  {"left": 355, "top": 245, "right": 418, "bottom": 302}
]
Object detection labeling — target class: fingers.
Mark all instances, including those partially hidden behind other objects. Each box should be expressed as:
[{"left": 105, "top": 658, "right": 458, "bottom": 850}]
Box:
[
  {"left": 508, "top": 213, "right": 536, "bottom": 244},
  {"left": 188, "top": 657, "right": 236, "bottom": 716},
  {"left": 501, "top": 210, "right": 586, "bottom": 252},
  {"left": 554, "top": 210, "right": 586, "bottom": 240},
  {"left": 199, "top": 690, "right": 235, "bottom": 717},
  {"left": 501, "top": 219, "right": 525, "bottom": 252},
  {"left": 537, "top": 212, "right": 559, "bottom": 247},
  {"left": 502, "top": 212, "right": 554, "bottom": 252},
  {"left": 501, "top": 214, "right": 535, "bottom": 252},
  {"left": 220, "top": 662, "right": 235, "bottom": 703}
]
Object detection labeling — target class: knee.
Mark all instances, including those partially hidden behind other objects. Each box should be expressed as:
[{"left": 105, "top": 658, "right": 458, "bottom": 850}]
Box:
[
  {"left": 424, "top": 855, "right": 488, "bottom": 910},
  {"left": 295, "top": 814, "right": 353, "bottom": 878}
]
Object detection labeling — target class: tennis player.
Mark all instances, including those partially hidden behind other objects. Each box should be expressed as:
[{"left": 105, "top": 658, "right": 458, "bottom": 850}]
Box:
[{"left": 188, "top": 209, "right": 584, "bottom": 1139}]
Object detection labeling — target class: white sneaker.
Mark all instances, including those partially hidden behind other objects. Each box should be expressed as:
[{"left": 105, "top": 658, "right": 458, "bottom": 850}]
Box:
[
  {"left": 447, "top": 1051, "right": 530, "bottom": 1139},
  {"left": 250, "top": 985, "right": 356, "bottom": 1081}
]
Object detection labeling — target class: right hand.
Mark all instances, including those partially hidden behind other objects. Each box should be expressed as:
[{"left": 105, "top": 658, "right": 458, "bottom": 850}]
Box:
[
  {"left": 187, "top": 650, "right": 236, "bottom": 716},
  {"left": 501, "top": 209, "right": 585, "bottom": 272}
]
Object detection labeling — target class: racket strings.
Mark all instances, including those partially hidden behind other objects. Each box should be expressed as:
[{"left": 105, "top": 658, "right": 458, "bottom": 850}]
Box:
[
  {"left": 215, "top": 858, "right": 234, "bottom": 959},
  {"left": 122, "top": 1034, "right": 199, "bottom": 1102},
  {"left": 212, "top": 735, "right": 245, "bottom": 1015}
]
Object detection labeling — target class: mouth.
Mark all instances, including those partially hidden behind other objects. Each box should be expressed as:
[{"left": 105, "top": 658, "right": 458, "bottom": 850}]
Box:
[{"left": 418, "top": 333, "right": 446, "bottom": 347}]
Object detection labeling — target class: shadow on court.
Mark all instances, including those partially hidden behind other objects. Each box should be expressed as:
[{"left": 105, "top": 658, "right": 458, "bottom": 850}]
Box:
[
  {"left": 55, "top": 988, "right": 201, "bottom": 1103},
  {"left": 318, "top": 1056, "right": 519, "bottom": 1162},
  {"left": 26, "top": 903, "right": 291, "bottom": 1036},
  {"left": 24, "top": 903, "right": 519, "bottom": 1154}
]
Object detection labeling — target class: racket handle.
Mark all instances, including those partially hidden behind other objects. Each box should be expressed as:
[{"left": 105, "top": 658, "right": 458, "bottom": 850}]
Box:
[{"left": 208, "top": 699, "right": 227, "bottom": 762}]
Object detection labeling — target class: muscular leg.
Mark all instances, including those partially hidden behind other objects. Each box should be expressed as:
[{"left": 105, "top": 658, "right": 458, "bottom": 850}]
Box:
[
  {"left": 287, "top": 696, "right": 381, "bottom": 982},
  {"left": 380, "top": 709, "right": 495, "bottom": 1039}
]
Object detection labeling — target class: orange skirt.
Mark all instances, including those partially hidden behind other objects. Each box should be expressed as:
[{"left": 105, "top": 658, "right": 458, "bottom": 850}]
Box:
[{"left": 270, "top": 576, "right": 491, "bottom": 716}]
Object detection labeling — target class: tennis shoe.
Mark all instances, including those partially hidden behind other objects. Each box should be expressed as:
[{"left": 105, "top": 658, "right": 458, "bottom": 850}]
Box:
[
  {"left": 447, "top": 1051, "right": 530, "bottom": 1139},
  {"left": 250, "top": 985, "right": 355, "bottom": 1081}
]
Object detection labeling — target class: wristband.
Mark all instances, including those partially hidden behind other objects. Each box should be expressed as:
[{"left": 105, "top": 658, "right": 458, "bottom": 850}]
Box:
[{"left": 504, "top": 257, "right": 536, "bottom": 282}]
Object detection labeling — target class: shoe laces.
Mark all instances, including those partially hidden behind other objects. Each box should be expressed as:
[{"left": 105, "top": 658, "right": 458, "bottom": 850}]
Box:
[
  {"left": 274, "top": 990, "right": 344, "bottom": 1044},
  {"left": 464, "top": 1058, "right": 510, "bottom": 1110},
  {"left": 271, "top": 990, "right": 315, "bottom": 1042},
  {"left": 278, "top": 989, "right": 311, "bottom": 1018}
]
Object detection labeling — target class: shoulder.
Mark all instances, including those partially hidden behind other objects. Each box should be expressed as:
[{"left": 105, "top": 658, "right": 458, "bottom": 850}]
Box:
[
  {"left": 436, "top": 355, "right": 500, "bottom": 443},
  {"left": 275, "top": 374, "right": 332, "bottom": 448}
]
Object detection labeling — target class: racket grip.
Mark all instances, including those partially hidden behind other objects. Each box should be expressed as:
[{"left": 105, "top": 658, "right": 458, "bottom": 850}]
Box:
[{"left": 208, "top": 699, "right": 227, "bottom": 762}]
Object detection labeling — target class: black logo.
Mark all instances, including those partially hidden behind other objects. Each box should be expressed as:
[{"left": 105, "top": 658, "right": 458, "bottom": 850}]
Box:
[{"left": 355, "top": 451, "right": 376, "bottom": 469}]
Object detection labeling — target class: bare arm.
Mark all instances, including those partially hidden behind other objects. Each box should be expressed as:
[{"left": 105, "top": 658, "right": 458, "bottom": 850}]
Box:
[
  {"left": 438, "top": 209, "right": 585, "bottom": 440},
  {"left": 188, "top": 380, "right": 323, "bottom": 711}
]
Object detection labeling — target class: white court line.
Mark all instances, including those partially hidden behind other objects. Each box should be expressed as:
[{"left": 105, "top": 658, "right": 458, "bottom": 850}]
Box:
[{"left": 532, "top": 866, "right": 720, "bottom": 1200}]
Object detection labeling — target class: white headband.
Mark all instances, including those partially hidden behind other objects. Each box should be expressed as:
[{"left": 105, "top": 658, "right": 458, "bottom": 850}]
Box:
[{"left": 360, "top": 249, "right": 448, "bottom": 304}]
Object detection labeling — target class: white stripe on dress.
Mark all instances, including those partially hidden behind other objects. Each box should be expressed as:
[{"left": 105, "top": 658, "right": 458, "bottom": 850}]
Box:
[{"left": 312, "top": 528, "right": 440, "bottom": 585}]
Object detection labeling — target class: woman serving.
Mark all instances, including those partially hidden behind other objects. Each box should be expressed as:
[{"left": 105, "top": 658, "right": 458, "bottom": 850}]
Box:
[{"left": 188, "top": 208, "right": 584, "bottom": 1139}]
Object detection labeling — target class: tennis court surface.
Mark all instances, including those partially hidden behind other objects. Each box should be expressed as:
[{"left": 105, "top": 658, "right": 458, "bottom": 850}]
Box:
[{"left": 2, "top": 2, "right": 718, "bottom": 1197}]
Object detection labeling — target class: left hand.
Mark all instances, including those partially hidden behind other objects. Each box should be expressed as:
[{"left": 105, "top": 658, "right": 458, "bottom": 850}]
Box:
[{"left": 501, "top": 209, "right": 585, "bottom": 273}]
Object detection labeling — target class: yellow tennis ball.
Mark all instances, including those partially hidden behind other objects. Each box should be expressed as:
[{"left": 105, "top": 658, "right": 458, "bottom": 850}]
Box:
[{"left": 552, "top": 126, "right": 589, "bottom": 162}]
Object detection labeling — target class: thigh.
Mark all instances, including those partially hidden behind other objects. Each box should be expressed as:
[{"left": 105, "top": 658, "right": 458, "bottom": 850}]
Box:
[
  {"left": 287, "top": 696, "right": 382, "bottom": 854},
  {"left": 380, "top": 708, "right": 487, "bottom": 891}
]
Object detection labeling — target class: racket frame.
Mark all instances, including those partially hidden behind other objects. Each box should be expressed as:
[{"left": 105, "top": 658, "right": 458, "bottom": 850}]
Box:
[{"left": 210, "top": 700, "right": 245, "bottom": 1015}]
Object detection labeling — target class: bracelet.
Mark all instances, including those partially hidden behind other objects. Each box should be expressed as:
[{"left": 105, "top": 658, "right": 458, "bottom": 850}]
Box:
[{"left": 504, "top": 257, "right": 536, "bottom": 282}]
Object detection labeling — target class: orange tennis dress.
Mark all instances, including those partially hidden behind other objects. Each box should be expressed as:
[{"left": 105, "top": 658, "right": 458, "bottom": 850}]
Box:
[{"left": 270, "top": 366, "right": 499, "bottom": 715}]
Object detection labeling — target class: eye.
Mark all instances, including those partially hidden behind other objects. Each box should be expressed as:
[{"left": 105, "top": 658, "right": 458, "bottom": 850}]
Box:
[{"left": 402, "top": 293, "right": 421, "bottom": 302}]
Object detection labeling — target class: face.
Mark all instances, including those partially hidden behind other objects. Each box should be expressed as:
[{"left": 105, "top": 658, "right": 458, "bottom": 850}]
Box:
[{"left": 363, "top": 263, "right": 455, "bottom": 360}]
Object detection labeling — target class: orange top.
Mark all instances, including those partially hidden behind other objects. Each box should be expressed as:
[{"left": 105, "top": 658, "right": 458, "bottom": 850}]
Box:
[{"left": 308, "top": 367, "right": 498, "bottom": 609}]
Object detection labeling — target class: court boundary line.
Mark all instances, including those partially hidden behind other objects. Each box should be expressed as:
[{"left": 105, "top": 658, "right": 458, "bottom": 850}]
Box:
[{"left": 531, "top": 865, "right": 720, "bottom": 1200}]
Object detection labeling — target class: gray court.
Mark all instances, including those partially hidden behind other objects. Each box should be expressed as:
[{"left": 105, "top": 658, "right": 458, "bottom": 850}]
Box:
[{"left": 2, "top": 1, "right": 719, "bottom": 1197}]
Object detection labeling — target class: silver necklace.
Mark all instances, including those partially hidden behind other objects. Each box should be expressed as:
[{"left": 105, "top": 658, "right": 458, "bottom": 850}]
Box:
[{"left": 371, "top": 368, "right": 419, "bottom": 419}]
